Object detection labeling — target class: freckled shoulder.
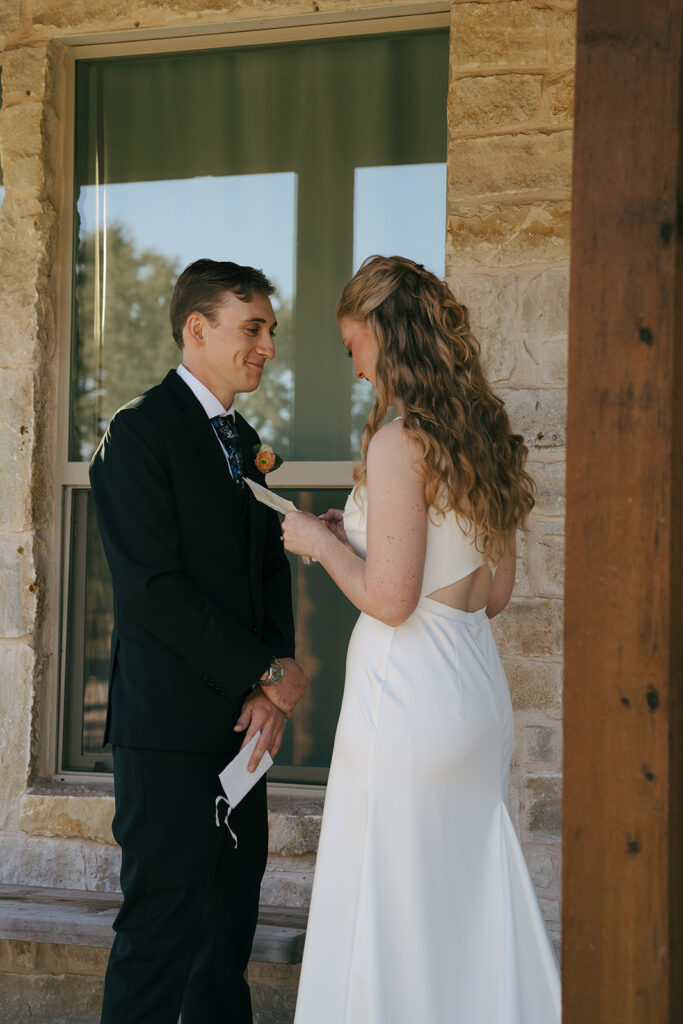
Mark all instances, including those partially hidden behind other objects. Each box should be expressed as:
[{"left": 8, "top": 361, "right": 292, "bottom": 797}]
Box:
[
  {"left": 367, "top": 419, "right": 423, "bottom": 475},
  {"left": 368, "top": 417, "right": 421, "bottom": 462}
]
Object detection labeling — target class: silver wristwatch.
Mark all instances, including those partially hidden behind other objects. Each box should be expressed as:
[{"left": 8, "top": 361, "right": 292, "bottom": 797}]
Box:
[{"left": 259, "top": 657, "right": 284, "bottom": 687}]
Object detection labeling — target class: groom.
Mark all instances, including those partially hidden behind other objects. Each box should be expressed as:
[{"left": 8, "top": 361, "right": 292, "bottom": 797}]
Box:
[{"left": 90, "top": 259, "right": 308, "bottom": 1024}]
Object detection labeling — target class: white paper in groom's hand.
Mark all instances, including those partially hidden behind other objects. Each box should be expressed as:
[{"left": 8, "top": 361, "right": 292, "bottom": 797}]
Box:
[
  {"left": 215, "top": 732, "right": 273, "bottom": 847},
  {"left": 219, "top": 731, "right": 272, "bottom": 806}
]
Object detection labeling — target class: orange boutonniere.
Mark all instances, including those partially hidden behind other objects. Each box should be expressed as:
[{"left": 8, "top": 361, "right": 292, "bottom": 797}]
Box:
[{"left": 252, "top": 443, "right": 283, "bottom": 474}]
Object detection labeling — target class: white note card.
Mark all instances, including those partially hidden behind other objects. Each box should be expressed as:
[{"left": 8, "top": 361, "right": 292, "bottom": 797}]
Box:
[{"left": 218, "top": 731, "right": 273, "bottom": 808}]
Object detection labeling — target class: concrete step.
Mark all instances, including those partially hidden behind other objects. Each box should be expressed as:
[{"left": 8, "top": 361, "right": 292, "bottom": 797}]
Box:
[{"left": 0, "top": 883, "right": 307, "bottom": 964}]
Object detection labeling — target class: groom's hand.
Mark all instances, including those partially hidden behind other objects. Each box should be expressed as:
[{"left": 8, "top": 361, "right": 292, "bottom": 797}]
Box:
[
  {"left": 234, "top": 693, "right": 287, "bottom": 771},
  {"left": 261, "top": 657, "right": 309, "bottom": 716}
]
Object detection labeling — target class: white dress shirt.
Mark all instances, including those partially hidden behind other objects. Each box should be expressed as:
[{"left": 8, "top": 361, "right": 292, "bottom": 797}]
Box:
[{"left": 176, "top": 363, "right": 238, "bottom": 476}]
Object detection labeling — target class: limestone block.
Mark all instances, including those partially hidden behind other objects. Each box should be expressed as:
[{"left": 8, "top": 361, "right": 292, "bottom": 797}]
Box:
[
  {"left": 542, "top": 69, "right": 575, "bottom": 125},
  {"left": 268, "top": 810, "right": 321, "bottom": 856},
  {"left": 536, "top": 896, "right": 561, "bottom": 956},
  {"left": 522, "top": 266, "right": 570, "bottom": 345},
  {"left": 0, "top": 938, "right": 38, "bottom": 972},
  {"left": 501, "top": 655, "right": 562, "bottom": 711},
  {"left": 525, "top": 724, "right": 559, "bottom": 764},
  {"left": 0, "top": 833, "right": 121, "bottom": 891},
  {"left": 498, "top": 387, "right": 566, "bottom": 449},
  {"left": 521, "top": 517, "right": 565, "bottom": 598},
  {"left": 30, "top": 0, "right": 141, "bottom": 31},
  {"left": 448, "top": 74, "right": 542, "bottom": 134},
  {"left": 0, "top": 643, "right": 34, "bottom": 832},
  {"left": 133, "top": 0, "right": 380, "bottom": 25},
  {"left": 0, "top": 970, "right": 104, "bottom": 1023},
  {"left": 20, "top": 794, "right": 116, "bottom": 845},
  {"left": 451, "top": 2, "right": 554, "bottom": 69},
  {"left": 548, "top": 5, "right": 578, "bottom": 66},
  {"left": 34, "top": 943, "right": 109, "bottom": 976},
  {"left": 0, "top": 532, "right": 37, "bottom": 637},
  {"left": 513, "top": 533, "right": 533, "bottom": 598},
  {"left": 0, "top": 191, "right": 45, "bottom": 246},
  {"left": 264, "top": 852, "right": 316, "bottom": 876},
  {"left": 448, "top": 129, "right": 572, "bottom": 201},
  {"left": 0, "top": 195, "right": 49, "bottom": 370},
  {"left": 507, "top": 766, "right": 522, "bottom": 832},
  {"left": 260, "top": 868, "right": 314, "bottom": 909},
  {"left": 492, "top": 597, "right": 563, "bottom": 657},
  {"left": 267, "top": 790, "right": 324, "bottom": 818},
  {"left": 0, "top": 277, "right": 42, "bottom": 368},
  {"left": 512, "top": 703, "right": 562, "bottom": 738},
  {"left": 519, "top": 335, "right": 568, "bottom": 388},
  {"left": 538, "top": 894, "right": 561, "bottom": 953},
  {"left": 522, "top": 774, "right": 562, "bottom": 841},
  {"left": 0, "top": 1, "right": 21, "bottom": 37},
  {"left": 249, "top": 961, "right": 301, "bottom": 1024},
  {"left": 0, "top": 103, "right": 46, "bottom": 191},
  {"left": 444, "top": 270, "right": 517, "bottom": 383},
  {"left": 141, "top": 0, "right": 249, "bottom": 14},
  {"left": 262, "top": 853, "right": 315, "bottom": 908},
  {"left": 0, "top": 368, "right": 34, "bottom": 531},
  {"left": 526, "top": 452, "right": 566, "bottom": 517},
  {"left": 447, "top": 201, "right": 570, "bottom": 268},
  {"left": 0, "top": 46, "right": 50, "bottom": 104},
  {"left": 79, "top": 838, "right": 121, "bottom": 891},
  {"left": 523, "top": 840, "right": 560, "bottom": 893},
  {"left": 28, "top": 0, "right": 342, "bottom": 31}
]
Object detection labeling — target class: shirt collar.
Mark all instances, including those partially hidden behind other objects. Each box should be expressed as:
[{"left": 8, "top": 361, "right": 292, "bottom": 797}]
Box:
[{"left": 176, "top": 363, "right": 235, "bottom": 419}]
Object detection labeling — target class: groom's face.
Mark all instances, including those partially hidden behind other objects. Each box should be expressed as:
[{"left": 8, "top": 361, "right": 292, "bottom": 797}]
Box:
[{"left": 190, "top": 290, "right": 277, "bottom": 406}]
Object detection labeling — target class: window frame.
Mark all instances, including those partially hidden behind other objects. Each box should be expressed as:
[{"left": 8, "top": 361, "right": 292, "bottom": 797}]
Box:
[{"left": 52, "top": 4, "right": 451, "bottom": 785}]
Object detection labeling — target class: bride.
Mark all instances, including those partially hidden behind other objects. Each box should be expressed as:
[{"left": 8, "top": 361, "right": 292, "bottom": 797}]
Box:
[{"left": 283, "top": 255, "right": 561, "bottom": 1023}]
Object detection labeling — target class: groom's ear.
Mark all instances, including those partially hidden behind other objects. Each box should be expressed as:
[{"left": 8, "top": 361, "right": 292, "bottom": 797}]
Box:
[{"left": 183, "top": 313, "right": 206, "bottom": 349}]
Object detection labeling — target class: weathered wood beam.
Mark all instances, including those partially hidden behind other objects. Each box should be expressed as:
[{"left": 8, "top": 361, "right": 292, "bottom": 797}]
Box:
[{"left": 564, "top": 1, "right": 683, "bottom": 1020}]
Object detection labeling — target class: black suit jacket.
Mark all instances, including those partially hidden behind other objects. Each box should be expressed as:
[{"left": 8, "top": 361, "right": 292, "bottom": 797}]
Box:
[{"left": 89, "top": 369, "right": 295, "bottom": 754}]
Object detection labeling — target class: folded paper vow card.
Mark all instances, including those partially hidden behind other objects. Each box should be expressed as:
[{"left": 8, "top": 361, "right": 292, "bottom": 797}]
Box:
[
  {"left": 244, "top": 477, "right": 297, "bottom": 515},
  {"left": 244, "top": 478, "right": 313, "bottom": 564},
  {"left": 215, "top": 732, "right": 273, "bottom": 846}
]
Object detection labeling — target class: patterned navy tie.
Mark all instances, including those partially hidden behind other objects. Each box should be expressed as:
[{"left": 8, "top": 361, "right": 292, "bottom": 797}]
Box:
[{"left": 210, "top": 414, "right": 246, "bottom": 493}]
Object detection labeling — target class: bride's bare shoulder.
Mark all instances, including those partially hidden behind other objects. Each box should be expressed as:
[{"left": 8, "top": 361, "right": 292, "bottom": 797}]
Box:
[{"left": 367, "top": 419, "right": 423, "bottom": 475}]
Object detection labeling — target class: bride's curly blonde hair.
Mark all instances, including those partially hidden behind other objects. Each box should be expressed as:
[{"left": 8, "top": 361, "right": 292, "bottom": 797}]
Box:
[{"left": 337, "top": 255, "right": 534, "bottom": 565}]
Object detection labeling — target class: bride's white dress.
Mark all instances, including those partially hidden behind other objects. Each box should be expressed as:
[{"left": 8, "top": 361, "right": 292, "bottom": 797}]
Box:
[{"left": 293, "top": 487, "right": 561, "bottom": 1024}]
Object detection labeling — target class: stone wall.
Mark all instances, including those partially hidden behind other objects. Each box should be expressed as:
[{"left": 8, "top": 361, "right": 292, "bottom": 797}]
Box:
[
  {"left": 0, "top": 0, "right": 574, "bottom": 1018},
  {"left": 447, "top": 0, "right": 575, "bottom": 948}
]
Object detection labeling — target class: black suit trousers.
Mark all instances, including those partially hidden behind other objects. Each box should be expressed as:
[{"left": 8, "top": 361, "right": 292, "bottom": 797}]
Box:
[{"left": 101, "top": 746, "right": 268, "bottom": 1024}]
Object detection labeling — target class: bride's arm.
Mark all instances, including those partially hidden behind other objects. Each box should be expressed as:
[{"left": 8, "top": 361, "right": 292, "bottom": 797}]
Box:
[
  {"left": 486, "top": 549, "right": 516, "bottom": 618},
  {"left": 283, "top": 420, "right": 427, "bottom": 626}
]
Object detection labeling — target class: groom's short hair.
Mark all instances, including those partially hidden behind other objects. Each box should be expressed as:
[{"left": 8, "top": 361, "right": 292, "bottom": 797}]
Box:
[{"left": 170, "top": 258, "right": 275, "bottom": 349}]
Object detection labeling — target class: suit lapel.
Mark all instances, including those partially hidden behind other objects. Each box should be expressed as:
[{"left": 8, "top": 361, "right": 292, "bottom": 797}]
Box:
[
  {"left": 163, "top": 371, "right": 248, "bottom": 555},
  {"left": 236, "top": 413, "right": 269, "bottom": 592}
]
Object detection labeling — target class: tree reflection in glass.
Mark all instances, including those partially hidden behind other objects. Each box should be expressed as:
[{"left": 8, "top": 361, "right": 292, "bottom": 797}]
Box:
[{"left": 71, "top": 223, "right": 296, "bottom": 461}]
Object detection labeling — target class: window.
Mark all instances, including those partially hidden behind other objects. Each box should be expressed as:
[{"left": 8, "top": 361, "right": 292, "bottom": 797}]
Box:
[{"left": 60, "top": 24, "right": 449, "bottom": 782}]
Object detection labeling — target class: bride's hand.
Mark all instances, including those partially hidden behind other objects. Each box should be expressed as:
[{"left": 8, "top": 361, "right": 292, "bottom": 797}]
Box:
[
  {"left": 319, "top": 508, "right": 348, "bottom": 545},
  {"left": 282, "top": 510, "right": 328, "bottom": 558}
]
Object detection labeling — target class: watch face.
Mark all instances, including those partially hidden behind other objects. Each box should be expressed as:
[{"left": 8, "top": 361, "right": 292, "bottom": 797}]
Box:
[
  {"left": 270, "top": 659, "right": 284, "bottom": 683},
  {"left": 262, "top": 658, "right": 283, "bottom": 686}
]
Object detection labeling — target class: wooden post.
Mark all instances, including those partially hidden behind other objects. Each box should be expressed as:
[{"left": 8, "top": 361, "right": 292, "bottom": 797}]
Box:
[{"left": 564, "top": 1, "right": 683, "bottom": 1020}]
